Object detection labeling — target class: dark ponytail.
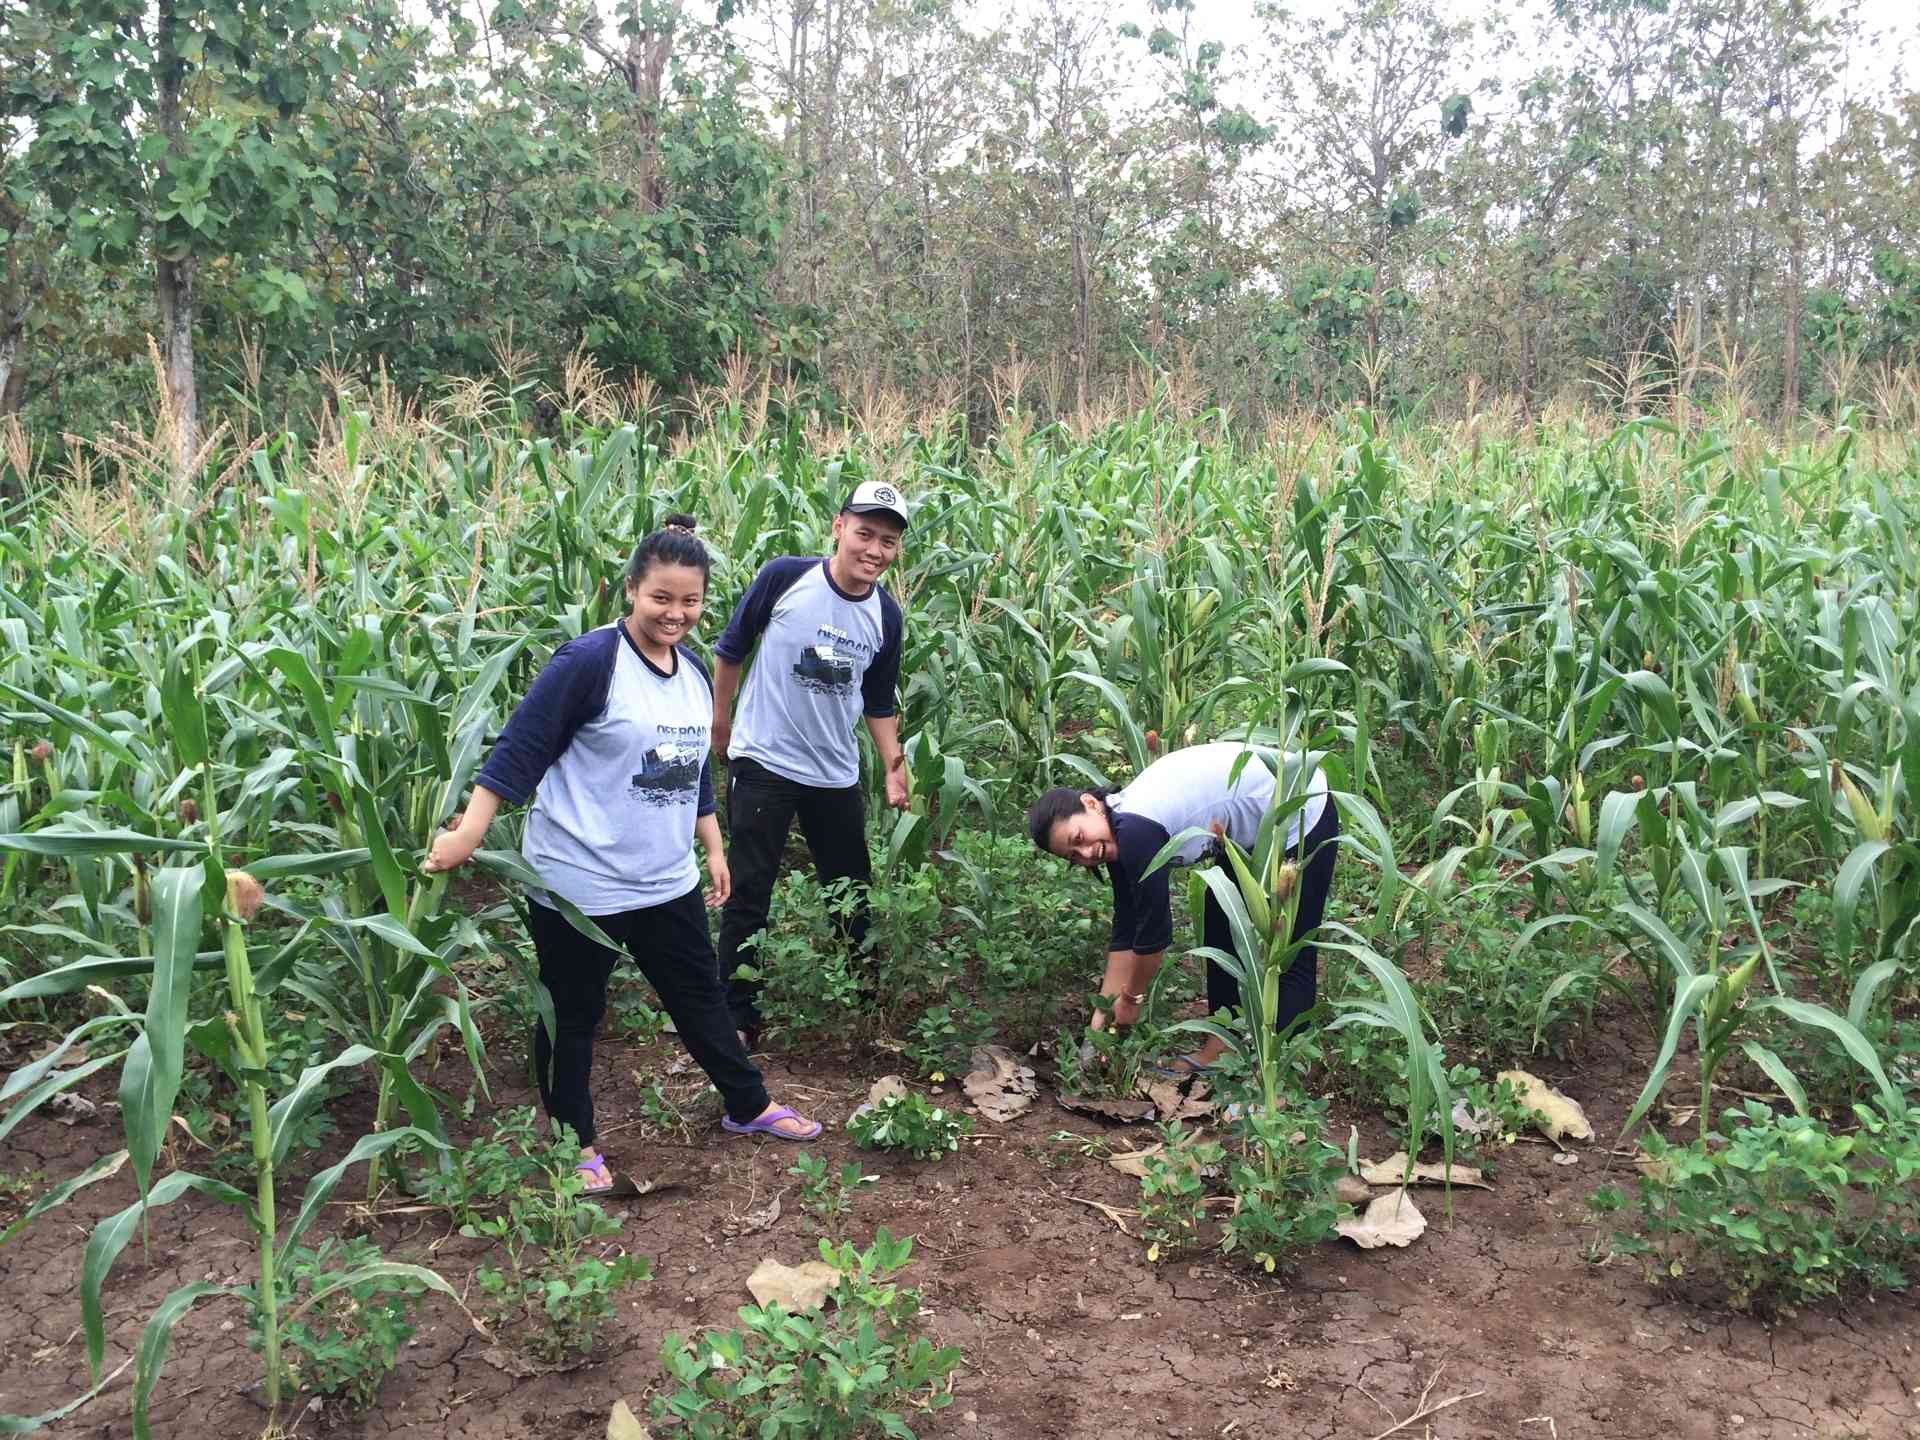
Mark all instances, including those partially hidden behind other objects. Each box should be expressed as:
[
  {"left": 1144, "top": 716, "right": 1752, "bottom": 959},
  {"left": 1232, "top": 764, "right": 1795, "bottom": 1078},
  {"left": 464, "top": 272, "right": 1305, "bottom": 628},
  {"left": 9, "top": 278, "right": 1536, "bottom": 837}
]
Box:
[
  {"left": 1026, "top": 784, "right": 1118, "bottom": 853},
  {"left": 625, "top": 512, "right": 711, "bottom": 589}
]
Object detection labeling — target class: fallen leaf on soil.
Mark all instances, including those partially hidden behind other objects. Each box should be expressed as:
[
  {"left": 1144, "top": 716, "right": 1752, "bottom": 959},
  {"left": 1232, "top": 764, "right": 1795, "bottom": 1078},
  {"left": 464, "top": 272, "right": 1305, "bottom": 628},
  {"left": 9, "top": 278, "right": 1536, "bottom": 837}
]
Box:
[
  {"left": 607, "top": 1399, "right": 653, "bottom": 1440},
  {"left": 963, "top": 1045, "right": 1037, "bottom": 1123},
  {"left": 1633, "top": 1150, "right": 1668, "bottom": 1184},
  {"left": 726, "top": 1195, "right": 781, "bottom": 1237},
  {"left": 1140, "top": 1076, "right": 1216, "bottom": 1123},
  {"left": 1451, "top": 1098, "right": 1493, "bottom": 1136},
  {"left": 49, "top": 1093, "right": 97, "bottom": 1125},
  {"left": 479, "top": 1344, "right": 594, "bottom": 1377},
  {"left": 1551, "top": 1152, "right": 1580, "bottom": 1167},
  {"left": 1360, "top": 1153, "right": 1491, "bottom": 1190},
  {"left": 1336, "top": 1188, "right": 1427, "bottom": 1249},
  {"left": 1497, "top": 1070, "right": 1594, "bottom": 1143},
  {"left": 1107, "top": 1144, "right": 1164, "bottom": 1178},
  {"left": 30, "top": 1040, "right": 89, "bottom": 1069},
  {"left": 1056, "top": 1093, "right": 1159, "bottom": 1124},
  {"left": 746, "top": 1258, "right": 842, "bottom": 1312},
  {"left": 868, "top": 1075, "right": 909, "bottom": 1105},
  {"left": 1333, "top": 1174, "right": 1373, "bottom": 1206},
  {"left": 1066, "top": 1195, "right": 1138, "bottom": 1235}
]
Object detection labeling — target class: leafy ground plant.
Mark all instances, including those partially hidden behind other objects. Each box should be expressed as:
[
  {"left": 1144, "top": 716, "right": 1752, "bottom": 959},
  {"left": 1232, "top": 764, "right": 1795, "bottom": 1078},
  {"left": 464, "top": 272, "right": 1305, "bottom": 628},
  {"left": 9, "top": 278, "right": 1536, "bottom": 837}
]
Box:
[
  {"left": 455, "top": 1113, "right": 651, "bottom": 1364},
  {"left": 652, "top": 1229, "right": 961, "bottom": 1439},
  {"left": 788, "top": 1153, "right": 877, "bottom": 1224},
  {"left": 250, "top": 1236, "right": 428, "bottom": 1414},
  {"left": 1595, "top": 1098, "right": 1920, "bottom": 1312},
  {"left": 847, "top": 1092, "right": 973, "bottom": 1160}
]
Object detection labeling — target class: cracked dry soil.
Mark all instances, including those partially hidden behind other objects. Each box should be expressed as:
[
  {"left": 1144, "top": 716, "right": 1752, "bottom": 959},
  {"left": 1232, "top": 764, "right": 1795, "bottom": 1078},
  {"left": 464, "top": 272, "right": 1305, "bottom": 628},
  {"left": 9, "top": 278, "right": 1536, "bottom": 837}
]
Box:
[{"left": 3, "top": 1009, "right": 1917, "bottom": 1440}]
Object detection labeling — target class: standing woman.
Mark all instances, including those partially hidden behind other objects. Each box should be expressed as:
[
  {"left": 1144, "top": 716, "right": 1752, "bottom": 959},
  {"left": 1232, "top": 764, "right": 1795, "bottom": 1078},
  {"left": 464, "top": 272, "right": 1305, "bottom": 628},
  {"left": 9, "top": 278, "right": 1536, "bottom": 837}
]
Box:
[
  {"left": 426, "top": 516, "right": 820, "bottom": 1195},
  {"left": 1026, "top": 742, "right": 1340, "bottom": 1073}
]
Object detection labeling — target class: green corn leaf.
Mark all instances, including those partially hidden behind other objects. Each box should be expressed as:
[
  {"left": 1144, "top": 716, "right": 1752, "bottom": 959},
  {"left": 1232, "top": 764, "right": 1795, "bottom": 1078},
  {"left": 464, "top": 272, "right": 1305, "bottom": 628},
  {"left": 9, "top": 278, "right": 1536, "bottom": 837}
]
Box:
[
  {"left": 0, "top": 1013, "right": 136, "bottom": 1104},
  {"left": 283, "top": 1261, "right": 476, "bottom": 1332},
  {"left": 0, "top": 676, "right": 140, "bottom": 767},
  {"left": 1593, "top": 788, "right": 1643, "bottom": 889},
  {"left": 355, "top": 790, "right": 409, "bottom": 920},
  {"left": 268, "top": 1043, "right": 380, "bottom": 1167},
  {"left": 0, "top": 1356, "right": 134, "bottom": 1434},
  {"left": 132, "top": 1284, "right": 241, "bottom": 1440},
  {"left": 1749, "top": 997, "right": 1902, "bottom": 1114},
  {"left": 280, "top": 1127, "right": 452, "bottom": 1258},
  {"left": 1619, "top": 972, "right": 1719, "bottom": 1140},
  {"left": 1847, "top": 959, "right": 1900, "bottom": 1031},
  {"left": 120, "top": 866, "right": 205, "bottom": 1199},
  {"left": 0, "top": 1051, "right": 125, "bottom": 1147},
  {"left": 82, "top": 1172, "right": 250, "bottom": 1380},
  {"left": 1615, "top": 902, "right": 1697, "bottom": 981},
  {"left": 0, "top": 951, "right": 224, "bottom": 1002},
  {"left": 0, "top": 829, "right": 206, "bottom": 857},
  {"left": 1831, "top": 840, "right": 1894, "bottom": 963},
  {"left": 1737, "top": 1041, "right": 1809, "bottom": 1118}
]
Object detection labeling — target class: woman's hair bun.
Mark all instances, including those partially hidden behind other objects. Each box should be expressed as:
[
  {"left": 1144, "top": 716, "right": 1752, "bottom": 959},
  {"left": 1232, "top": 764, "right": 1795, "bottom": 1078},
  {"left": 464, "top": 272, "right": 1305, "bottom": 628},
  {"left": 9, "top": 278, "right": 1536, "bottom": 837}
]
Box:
[{"left": 662, "top": 512, "right": 698, "bottom": 534}]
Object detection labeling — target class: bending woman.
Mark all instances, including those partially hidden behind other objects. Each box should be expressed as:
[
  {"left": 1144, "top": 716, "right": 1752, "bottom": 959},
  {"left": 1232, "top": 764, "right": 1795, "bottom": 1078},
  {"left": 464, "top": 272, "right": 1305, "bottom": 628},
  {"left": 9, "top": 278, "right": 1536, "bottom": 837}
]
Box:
[
  {"left": 1027, "top": 741, "right": 1339, "bottom": 1073},
  {"left": 426, "top": 516, "right": 820, "bottom": 1195}
]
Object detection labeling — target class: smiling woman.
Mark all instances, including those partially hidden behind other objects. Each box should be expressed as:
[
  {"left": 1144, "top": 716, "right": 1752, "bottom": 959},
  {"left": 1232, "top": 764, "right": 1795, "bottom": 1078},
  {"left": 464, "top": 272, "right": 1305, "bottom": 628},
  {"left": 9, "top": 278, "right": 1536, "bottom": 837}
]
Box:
[
  {"left": 1028, "top": 742, "right": 1339, "bottom": 1073},
  {"left": 423, "top": 513, "right": 822, "bottom": 1185}
]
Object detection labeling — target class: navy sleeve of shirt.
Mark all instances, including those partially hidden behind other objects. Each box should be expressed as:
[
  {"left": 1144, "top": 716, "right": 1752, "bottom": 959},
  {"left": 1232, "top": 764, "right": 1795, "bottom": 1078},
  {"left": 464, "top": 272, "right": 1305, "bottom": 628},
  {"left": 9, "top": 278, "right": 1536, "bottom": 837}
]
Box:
[
  {"left": 679, "top": 644, "right": 718, "bottom": 818},
  {"left": 713, "top": 557, "right": 814, "bottom": 664},
  {"left": 861, "top": 586, "right": 905, "bottom": 719},
  {"left": 474, "top": 628, "right": 620, "bottom": 805},
  {"left": 1108, "top": 814, "right": 1175, "bottom": 954}
]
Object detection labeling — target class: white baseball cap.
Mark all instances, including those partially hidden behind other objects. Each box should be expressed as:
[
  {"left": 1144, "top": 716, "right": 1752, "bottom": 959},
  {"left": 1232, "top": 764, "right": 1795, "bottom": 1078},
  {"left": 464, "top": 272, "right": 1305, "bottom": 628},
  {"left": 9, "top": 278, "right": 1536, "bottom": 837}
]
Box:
[{"left": 841, "top": 480, "right": 909, "bottom": 529}]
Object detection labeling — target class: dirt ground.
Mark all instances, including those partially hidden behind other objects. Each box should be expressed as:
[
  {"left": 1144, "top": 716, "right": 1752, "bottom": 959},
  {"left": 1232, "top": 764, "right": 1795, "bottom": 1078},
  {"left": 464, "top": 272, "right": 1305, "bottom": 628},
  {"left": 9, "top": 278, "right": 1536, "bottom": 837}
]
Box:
[{"left": 3, "top": 1004, "right": 1917, "bottom": 1440}]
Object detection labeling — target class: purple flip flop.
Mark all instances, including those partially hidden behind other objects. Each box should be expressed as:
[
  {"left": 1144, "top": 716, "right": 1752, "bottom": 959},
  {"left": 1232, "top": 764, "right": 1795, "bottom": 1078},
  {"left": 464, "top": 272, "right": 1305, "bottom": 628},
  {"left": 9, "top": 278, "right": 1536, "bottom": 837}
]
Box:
[
  {"left": 575, "top": 1152, "right": 616, "bottom": 1196},
  {"left": 721, "top": 1104, "right": 822, "bottom": 1141}
]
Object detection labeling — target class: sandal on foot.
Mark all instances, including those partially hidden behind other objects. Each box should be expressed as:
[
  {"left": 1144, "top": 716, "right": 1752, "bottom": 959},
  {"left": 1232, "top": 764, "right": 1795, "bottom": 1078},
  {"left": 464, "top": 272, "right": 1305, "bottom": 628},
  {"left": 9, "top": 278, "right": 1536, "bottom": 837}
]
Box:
[
  {"left": 720, "top": 1104, "right": 822, "bottom": 1141},
  {"left": 575, "top": 1152, "right": 616, "bottom": 1196}
]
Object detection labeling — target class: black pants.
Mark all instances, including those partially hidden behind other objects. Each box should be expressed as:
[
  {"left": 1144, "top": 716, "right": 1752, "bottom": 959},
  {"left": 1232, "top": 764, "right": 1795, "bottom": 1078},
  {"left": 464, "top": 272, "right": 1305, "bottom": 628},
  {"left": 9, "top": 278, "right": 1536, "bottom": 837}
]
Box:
[
  {"left": 1201, "top": 799, "right": 1341, "bottom": 1036},
  {"left": 716, "top": 756, "right": 871, "bottom": 1036},
  {"left": 526, "top": 888, "right": 769, "bottom": 1146}
]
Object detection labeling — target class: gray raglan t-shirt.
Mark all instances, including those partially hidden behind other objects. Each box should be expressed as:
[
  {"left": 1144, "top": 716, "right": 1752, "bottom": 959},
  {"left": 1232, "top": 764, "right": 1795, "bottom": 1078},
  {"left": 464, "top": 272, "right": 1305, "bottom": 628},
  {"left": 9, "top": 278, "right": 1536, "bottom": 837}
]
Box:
[
  {"left": 714, "top": 557, "right": 904, "bottom": 789},
  {"left": 474, "top": 622, "right": 717, "bottom": 914}
]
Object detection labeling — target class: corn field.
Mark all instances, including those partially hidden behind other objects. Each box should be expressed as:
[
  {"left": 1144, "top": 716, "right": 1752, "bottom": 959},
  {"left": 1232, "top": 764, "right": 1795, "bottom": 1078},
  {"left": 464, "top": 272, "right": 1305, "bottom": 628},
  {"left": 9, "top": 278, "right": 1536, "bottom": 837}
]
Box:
[{"left": 0, "top": 376, "right": 1917, "bottom": 1432}]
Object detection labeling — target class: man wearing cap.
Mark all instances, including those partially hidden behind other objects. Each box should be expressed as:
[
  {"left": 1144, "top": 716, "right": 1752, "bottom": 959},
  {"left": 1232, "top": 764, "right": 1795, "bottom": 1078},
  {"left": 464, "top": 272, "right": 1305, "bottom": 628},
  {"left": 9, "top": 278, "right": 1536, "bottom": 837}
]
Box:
[{"left": 709, "top": 481, "right": 912, "bottom": 1047}]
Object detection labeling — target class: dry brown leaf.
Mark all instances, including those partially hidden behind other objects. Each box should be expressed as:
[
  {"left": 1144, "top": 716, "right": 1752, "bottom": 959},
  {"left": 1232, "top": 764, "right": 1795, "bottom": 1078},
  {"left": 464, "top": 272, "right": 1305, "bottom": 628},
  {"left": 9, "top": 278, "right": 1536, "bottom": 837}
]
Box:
[
  {"left": 607, "top": 1399, "right": 654, "bottom": 1440},
  {"left": 1106, "top": 1143, "right": 1165, "bottom": 1179},
  {"left": 1056, "top": 1093, "right": 1159, "bottom": 1124},
  {"left": 726, "top": 1195, "right": 781, "bottom": 1237},
  {"left": 49, "top": 1093, "right": 98, "bottom": 1125},
  {"left": 1497, "top": 1070, "right": 1594, "bottom": 1143},
  {"left": 963, "top": 1045, "right": 1037, "bottom": 1123},
  {"left": 868, "top": 1075, "right": 909, "bottom": 1105},
  {"left": 1336, "top": 1188, "right": 1428, "bottom": 1249},
  {"left": 1360, "top": 1152, "right": 1491, "bottom": 1190},
  {"left": 1139, "top": 1076, "right": 1217, "bottom": 1123},
  {"left": 746, "top": 1258, "right": 842, "bottom": 1312},
  {"left": 1333, "top": 1174, "right": 1373, "bottom": 1206}
]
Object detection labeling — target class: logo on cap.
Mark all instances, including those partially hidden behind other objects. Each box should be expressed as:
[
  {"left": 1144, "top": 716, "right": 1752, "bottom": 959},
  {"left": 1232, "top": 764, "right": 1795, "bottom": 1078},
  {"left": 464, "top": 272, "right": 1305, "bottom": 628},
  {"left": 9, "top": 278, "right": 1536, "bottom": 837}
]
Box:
[{"left": 873, "top": 486, "right": 896, "bottom": 504}]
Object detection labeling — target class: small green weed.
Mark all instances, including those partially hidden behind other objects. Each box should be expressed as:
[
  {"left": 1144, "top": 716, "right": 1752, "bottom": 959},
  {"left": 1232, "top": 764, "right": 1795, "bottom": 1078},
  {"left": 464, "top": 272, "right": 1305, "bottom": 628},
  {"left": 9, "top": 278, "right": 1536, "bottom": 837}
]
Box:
[
  {"left": 652, "top": 1229, "right": 961, "bottom": 1439},
  {"left": 250, "top": 1236, "right": 426, "bottom": 1413},
  {"left": 787, "top": 1153, "right": 877, "bottom": 1224},
  {"left": 847, "top": 1092, "right": 972, "bottom": 1160}
]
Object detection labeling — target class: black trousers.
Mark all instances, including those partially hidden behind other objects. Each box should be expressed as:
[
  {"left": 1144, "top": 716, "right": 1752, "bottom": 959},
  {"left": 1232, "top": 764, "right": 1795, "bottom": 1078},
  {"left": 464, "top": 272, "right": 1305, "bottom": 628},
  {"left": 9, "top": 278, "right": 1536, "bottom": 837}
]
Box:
[
  {"left": 526, "top": 887, "right": 769, "bottom": 1145},
  {"left": 1200, "top": 799, "right": 1341, "bottom": 1036},
  {"left": 716, "top": 755, "right": 871, "bottom": 1036}
]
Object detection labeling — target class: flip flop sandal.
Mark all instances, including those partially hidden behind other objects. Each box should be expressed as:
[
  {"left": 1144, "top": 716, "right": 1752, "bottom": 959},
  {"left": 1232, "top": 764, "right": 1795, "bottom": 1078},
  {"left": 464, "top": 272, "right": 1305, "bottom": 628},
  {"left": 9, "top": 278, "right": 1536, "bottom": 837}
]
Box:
[
  {"left": 575, "top": 1152, "right": 617, "bottom": 1197},
  {"left": 720, "top": 1104, "right": 822, "bottom": 1141}
]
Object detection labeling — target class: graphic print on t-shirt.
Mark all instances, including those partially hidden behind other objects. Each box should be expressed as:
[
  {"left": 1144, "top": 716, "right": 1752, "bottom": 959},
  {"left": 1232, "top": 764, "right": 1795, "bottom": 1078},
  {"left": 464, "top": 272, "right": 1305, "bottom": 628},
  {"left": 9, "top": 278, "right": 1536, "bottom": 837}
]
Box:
[
  {"left": 628, "top": 723, "right": 708, "bottom": 806},
  {"left": 790, "top": 622, "right": 872, "bottom": 696}
]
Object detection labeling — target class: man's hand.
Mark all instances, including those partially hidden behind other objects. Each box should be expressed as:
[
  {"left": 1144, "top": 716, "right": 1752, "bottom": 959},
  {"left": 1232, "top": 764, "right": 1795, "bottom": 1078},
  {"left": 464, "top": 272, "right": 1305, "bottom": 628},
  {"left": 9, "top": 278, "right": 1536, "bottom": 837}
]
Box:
[
  {"left": 711, "top": 719, "right": 732, "bottom": 760},
  {"left": 704, "top": 850, "right": 732, "bottom": 908},
  {"left": 884, "top": 758, "right": 910, "bottom": 811}
]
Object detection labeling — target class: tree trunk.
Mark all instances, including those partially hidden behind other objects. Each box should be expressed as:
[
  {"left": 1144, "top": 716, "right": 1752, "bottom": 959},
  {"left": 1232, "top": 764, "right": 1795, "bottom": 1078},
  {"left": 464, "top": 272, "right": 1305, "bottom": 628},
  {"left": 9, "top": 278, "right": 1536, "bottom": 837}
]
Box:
[
  {"left": 0, "top": 326, "right": 21, "bottom": 416},
  {"left": 155, "top": 254, "right": 199, "bottom": 471}
]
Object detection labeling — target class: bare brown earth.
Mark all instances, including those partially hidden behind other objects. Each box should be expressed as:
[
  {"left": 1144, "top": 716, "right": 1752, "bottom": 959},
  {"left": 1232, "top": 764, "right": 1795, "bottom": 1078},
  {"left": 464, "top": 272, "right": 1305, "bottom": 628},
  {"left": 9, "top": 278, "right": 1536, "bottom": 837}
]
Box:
[{"left": 3, "top": 1006, "right": 1917, "bottom": 1440}]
